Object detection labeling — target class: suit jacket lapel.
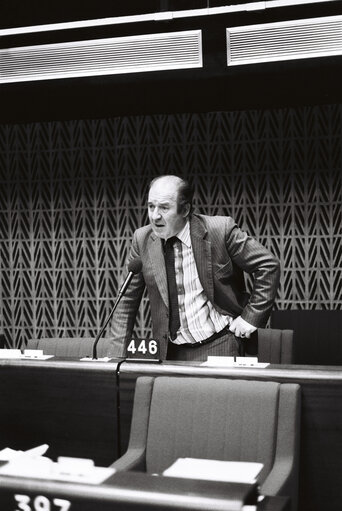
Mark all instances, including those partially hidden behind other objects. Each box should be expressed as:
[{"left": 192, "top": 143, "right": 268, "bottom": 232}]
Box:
[
  {"left": 148, "top": 233, "right": 169, "bottom": 308},
  {"left": 190, "top": 215, "right": 214, "bottom": 304}
]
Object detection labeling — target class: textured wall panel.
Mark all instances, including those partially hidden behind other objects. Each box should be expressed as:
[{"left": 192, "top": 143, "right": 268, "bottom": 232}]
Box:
[{"left": 0, "top": 105, "right": 341, "bottom": 348}]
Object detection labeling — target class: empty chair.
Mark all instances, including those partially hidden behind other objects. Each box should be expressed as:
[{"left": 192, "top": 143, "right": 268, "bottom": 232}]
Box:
[
  {"left": 271, "top": 310, "right": 342, "bottom": 365},
  {"left": 257, "top": 328, "right": 294, "bottom": 364},
  {"left": 25, "top": 337, "right": 110, "bottom": 358},
  {"left": 112, "top": 376, "right": 301, "bottom": 511}
]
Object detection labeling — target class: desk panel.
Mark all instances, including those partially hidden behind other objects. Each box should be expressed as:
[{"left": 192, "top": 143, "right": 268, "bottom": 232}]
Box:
[
  {"left": 0, "top": 359, "right": 118, "bottom": 465},
  {"left": 0, "top": 472, "right": 283, "bottom": 511}
]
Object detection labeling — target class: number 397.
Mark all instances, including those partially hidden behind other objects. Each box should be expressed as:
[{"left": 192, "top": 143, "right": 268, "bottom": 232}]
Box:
[{"left": 14, "top": 495, "right": 71, "bottom": 511}]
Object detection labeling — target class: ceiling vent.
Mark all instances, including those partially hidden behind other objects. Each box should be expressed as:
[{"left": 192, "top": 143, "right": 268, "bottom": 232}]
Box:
[
  {"left": 0, "top": 30, "right": 202, "bottom": 84},
  {"left": 227, "top": 15, "right": 342, "bottom": 66}
]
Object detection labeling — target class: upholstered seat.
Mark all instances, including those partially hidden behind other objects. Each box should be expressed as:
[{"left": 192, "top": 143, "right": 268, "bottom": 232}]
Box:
[
  {"left": 112, "top": 376, "right": 301, "bottom": 511},
  {"left": 258, "top": 328, "right": 294, "bottom": 364},
  {"left": 25, "top": 337, "right": 110, "bottom": 358}
]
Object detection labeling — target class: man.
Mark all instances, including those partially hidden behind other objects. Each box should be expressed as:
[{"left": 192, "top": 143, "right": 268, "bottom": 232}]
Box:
[{"left": 108, "top": 175, "right": 280, "bottom": 361}]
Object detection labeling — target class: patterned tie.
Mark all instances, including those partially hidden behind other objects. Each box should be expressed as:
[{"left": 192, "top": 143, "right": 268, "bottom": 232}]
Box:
[{"left": 163, "top": 237, "right": 181, "bottom": 340}]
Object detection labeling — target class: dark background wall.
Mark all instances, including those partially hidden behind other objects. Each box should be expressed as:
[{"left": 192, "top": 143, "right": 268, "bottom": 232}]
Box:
[{"left": 0, "top": 104, "right": 341, "bottom": 348}]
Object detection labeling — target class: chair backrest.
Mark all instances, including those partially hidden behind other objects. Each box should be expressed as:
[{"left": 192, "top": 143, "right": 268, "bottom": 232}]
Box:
[
  {"left": 271, "top": 310, "right": 342, "bottom": 365},
  {"left": 26, "top": 337, "right": 110, "bottom": 358},
  {"left": 136, "top": 376, "right": 299, "bottom": 484},
  {"left": 257, "top": 328, "right": 294, "bottom": 364}
]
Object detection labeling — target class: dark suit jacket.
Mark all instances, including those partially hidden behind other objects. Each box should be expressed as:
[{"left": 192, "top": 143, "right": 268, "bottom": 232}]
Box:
[{"left": 108, "top": 214, "right": 280, "bottom": 359}]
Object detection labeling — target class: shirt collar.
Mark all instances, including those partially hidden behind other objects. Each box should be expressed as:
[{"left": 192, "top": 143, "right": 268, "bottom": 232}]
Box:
[{"left": 175, "top": 220, "right": 191, "bottom": 248}]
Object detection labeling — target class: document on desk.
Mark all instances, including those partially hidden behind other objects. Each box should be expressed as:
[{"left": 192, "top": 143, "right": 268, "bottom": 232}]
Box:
[
  {"left": 0, "top": 444, "right": 49, "bottom": 460},
  {"left": 0, "top": 452, "right": 115, "bottom": 484},
  {"left": 162, "top": 458, "right": 263, "bottom": 484},
  {"left": 0, "top": 349, "right": 54, "bottom": 360},
  {"left": 201, "top": 356, "right": 269, "bottom": 368}
]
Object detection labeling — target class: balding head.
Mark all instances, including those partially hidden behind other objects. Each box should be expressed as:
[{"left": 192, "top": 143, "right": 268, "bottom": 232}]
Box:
[
  {"left": 147, "top": 175, "right": 193, "bottom": 239},
  {"left": 149, "top": 175, "right": 193, "bottom": 216}
]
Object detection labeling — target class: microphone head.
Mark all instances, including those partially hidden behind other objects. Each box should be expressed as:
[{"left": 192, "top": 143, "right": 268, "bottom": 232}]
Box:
[{"left": 128, "top": 258, "right": 142, "bottom": 275}]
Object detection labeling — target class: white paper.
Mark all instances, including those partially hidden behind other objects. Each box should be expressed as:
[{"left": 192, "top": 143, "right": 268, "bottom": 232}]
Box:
[
  {"left": 0, "top": 349, "right": 54, "bottom": 360},
  {"left": 0, "top": 445, "right": 49, "bottom": 460},
  {"left": 205, "top": 356, "right": 235, "bottom": 366},
  {"left": 0, "top": 454, "right": 115, "bottom": 484},
  {"left": 80, "top": 357, "right": 112, "bottom": 362},
  {"left": 163, "top": 458, "right": 263, "bottom": 484},
  {"left": 0, "top": 349, "right": 22, "bottom": 359},
  {"left": 23, "top": 349, "right": 44, "bottom": 357},
  {"left": 22, "top": 354, "right": 55, "bottom": 360},
  {"left": 0, "top": 447, "right": 24, "bottom": 461},
  {"left": 202, "top": 356, "right": 269, "bottom": 368}
]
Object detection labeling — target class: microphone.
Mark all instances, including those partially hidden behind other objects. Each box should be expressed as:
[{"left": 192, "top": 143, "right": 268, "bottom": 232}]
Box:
[
  {"left": 117, "top": 258, "right": 143, "bottom": 299},
  {"left": 92, "top": 258, "right": 142, "bottom": 359}
]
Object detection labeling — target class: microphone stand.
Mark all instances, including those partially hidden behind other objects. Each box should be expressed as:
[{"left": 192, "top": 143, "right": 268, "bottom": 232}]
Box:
[{"left": 92, "top": 276, "right": 133, "bottom": 359}]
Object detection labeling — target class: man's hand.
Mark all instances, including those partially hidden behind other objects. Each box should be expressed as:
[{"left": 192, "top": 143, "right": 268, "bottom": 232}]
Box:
[{"left": 229, "top": 316, "right": 257, "bottom": 339}]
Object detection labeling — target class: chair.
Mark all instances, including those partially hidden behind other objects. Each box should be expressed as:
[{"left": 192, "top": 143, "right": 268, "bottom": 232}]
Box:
[
  {"left": 25, "top": 337, "right": 110, "bottom": 358},
  {"left": 257, "top": 328, "right": 294, "bottom": 364},
  {"left": 271, "top": 310, "right": 342, "bottom": 365},
  {"left": 112, "top": 376, "right": 301, "bottom": 511}
]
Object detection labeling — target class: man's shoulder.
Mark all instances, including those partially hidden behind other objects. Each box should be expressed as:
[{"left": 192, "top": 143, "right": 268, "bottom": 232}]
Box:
[
  {"left": 133, "top": 225, "right": 153, "bottom": 243},
  {"left": 193, "top": 213, "right": 236, "bottom": 230},
  {"left": 134, "top": 224, "right": 154, "bottom": 240}
]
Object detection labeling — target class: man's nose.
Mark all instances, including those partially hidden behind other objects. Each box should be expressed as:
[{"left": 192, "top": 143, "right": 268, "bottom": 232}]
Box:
[{"left": 152, "top": 208, "right": 161, "bottom": 220}]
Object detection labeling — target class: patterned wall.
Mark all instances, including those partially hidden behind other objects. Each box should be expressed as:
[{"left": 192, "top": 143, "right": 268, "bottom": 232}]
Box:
[{"left": 0, "top": 104, "right": 341, "bottom": 348}]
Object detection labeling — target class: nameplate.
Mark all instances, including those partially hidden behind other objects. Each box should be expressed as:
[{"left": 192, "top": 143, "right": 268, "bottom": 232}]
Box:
[{"left": 125, "top": 338, "right": 161, "bottom": 361}]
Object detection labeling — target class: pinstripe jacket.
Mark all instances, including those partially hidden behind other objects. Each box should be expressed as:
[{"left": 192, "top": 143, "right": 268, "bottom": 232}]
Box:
[{"left": 108, "top": 214, "right": 280, "bottom": 359}]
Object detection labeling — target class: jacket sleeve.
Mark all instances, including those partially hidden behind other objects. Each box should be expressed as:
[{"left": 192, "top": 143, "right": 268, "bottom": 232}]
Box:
[
  {"left": 225, "top": 219, "right": 280, "bottom": 328},
  {"left": 107, "top": 231, "right": 146, "bottom": 358}
]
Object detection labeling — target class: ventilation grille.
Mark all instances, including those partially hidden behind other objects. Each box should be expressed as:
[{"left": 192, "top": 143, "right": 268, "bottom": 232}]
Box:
[
  {"left": 0, "top": 30, "right": 202, "bottom": 84},
  {"left": 227, "top": 15, "right": 342, "bottom": 66}
]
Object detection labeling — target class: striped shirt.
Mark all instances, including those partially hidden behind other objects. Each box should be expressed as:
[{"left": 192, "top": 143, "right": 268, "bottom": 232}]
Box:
[{"left": 171, "top": 221, "right": 232, "bottom": 345}]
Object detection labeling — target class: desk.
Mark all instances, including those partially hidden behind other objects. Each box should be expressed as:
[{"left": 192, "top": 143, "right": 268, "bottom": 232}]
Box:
[
  {"left": 0, "top": 358, "right": 341, "bottom": 511},
  {"left": 0, "top": 470, "right": 285, "bottom": 511}
]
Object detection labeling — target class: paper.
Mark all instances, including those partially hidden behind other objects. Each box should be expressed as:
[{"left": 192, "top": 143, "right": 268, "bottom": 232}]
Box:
[
  {"left": 0, "top": 447, "right": 24, "bottom": 461},
  {"left": 0, "top": 452, "right": 115, "bottom": 484},
  {"left": 23, "top": 349, "right": 44, "bottom": 357},
  {"left": 0, "top": 349, "right": 54, "bottom": 360},
  {"left": 163, "top": 458, "right": 263, "bottom": 484},
  {"left": 22, "top": 354, "right": 55, "bottom": 360},
  {"left": 202, "top": 356, "right": 269, "bottom": 368},
  {"left": 0, "top": 349, "right": 22, "bottom": 359},
  {"left": 203, "top": 356, "right": 235, "bottom": 366},
  {"left": 80, "top": 357, "right": 112, "bottom": 362},
  {"left": 0, "top": 444, "right": 49, "bottom": 460}
]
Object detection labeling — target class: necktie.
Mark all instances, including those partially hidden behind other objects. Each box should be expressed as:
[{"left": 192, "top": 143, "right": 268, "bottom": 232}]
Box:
[{"left": 163, "top": 237, "right": 181, "bottom": 340}]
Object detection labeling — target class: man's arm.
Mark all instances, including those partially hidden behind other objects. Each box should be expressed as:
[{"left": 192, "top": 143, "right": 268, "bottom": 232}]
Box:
[
  {"left": 107, "top": 232, "right": 146, "bottom": 358},
  {"left": 225, "top": 220, "right": 280, "bottom": 335}
]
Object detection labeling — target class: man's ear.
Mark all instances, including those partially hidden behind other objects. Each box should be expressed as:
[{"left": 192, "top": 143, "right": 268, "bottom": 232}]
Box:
[{"left": 183, "top": 203, "right": 191, "bottom": 218}]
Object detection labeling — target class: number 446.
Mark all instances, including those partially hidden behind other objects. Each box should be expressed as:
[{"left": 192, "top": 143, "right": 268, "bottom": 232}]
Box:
[{"left": 127, "top": 339, "right": 158, "bottom": 356}]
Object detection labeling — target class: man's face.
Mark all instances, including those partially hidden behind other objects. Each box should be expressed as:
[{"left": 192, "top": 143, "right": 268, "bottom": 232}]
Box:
[{"left": 148, "top": 178, "right": 187, "bottom": 240}]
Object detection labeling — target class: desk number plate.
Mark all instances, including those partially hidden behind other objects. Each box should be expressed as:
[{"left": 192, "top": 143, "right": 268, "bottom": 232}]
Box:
[
  {"left": 14, "top": 494, "right": 70, "bottom": 511},
  {"left": 125, "top": 338, "right": 160, "bottom": 360}
]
